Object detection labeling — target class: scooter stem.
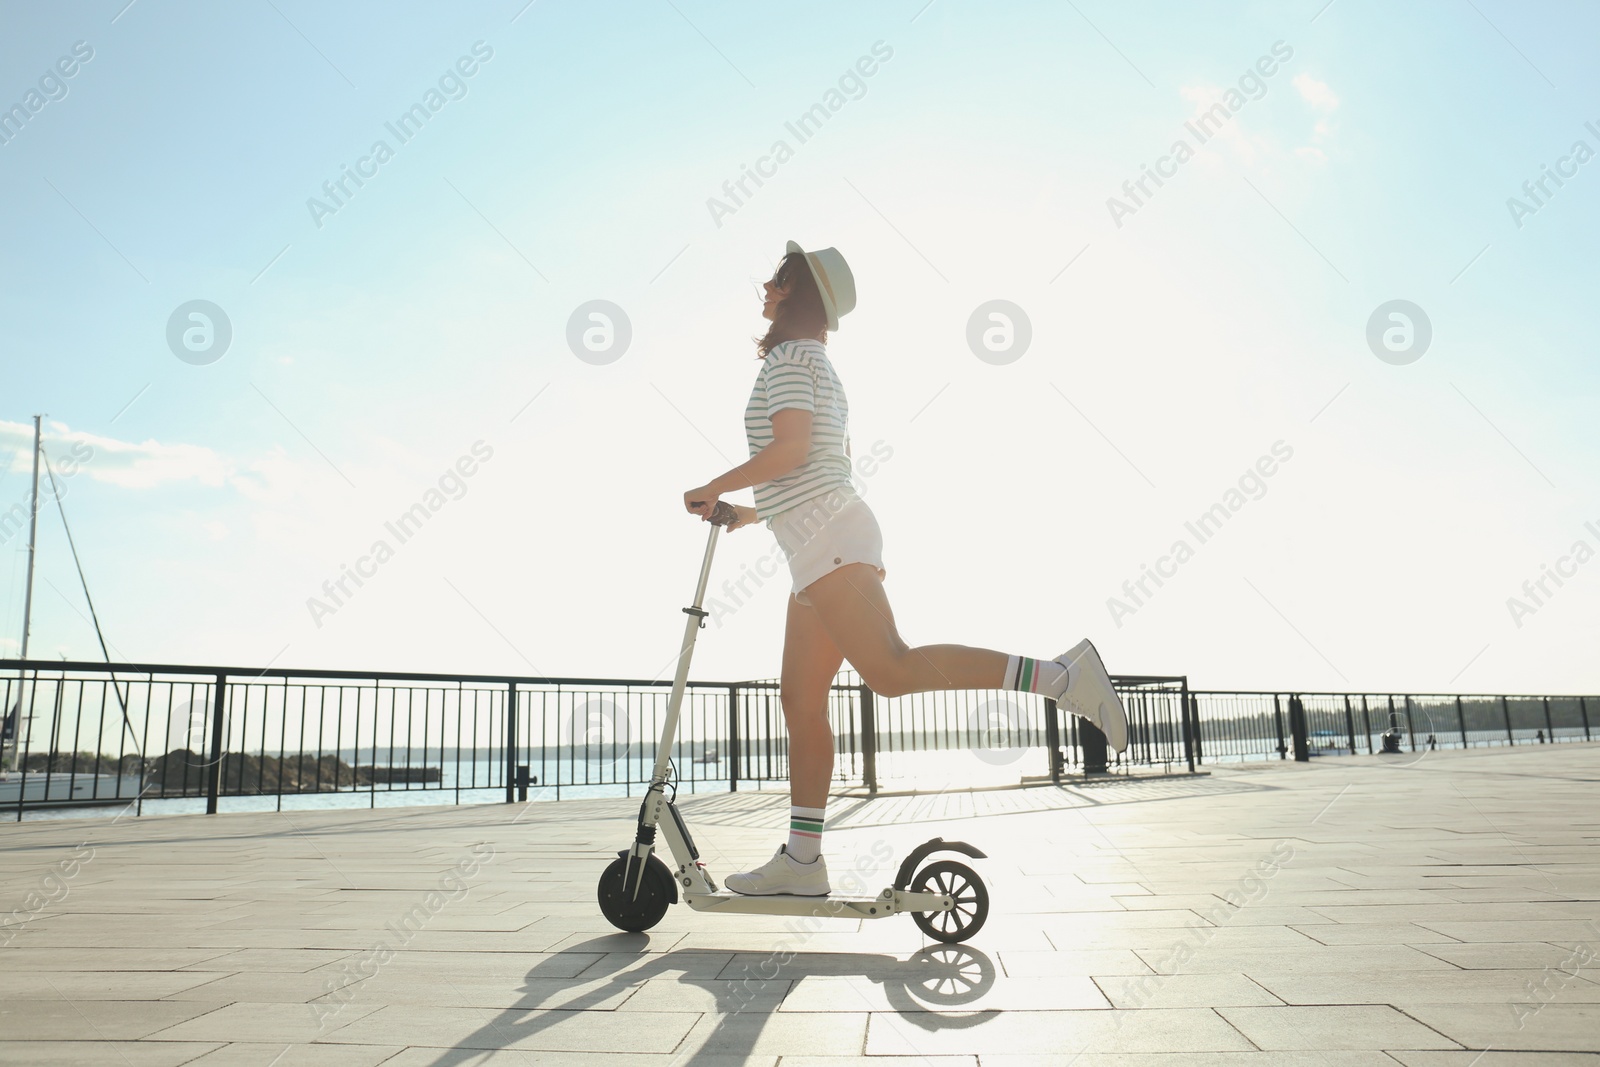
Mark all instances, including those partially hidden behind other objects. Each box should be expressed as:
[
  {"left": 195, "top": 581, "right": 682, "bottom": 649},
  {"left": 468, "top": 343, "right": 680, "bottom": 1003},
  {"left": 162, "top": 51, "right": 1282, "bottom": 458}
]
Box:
[{"left": 649, "top": 504, "right": 735, "bottom": 787}]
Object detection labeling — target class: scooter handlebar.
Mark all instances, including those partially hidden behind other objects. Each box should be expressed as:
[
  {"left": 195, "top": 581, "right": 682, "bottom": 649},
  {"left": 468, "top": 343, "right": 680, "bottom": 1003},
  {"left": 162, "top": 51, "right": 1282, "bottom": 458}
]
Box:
[{"left": 690, "top": 500, "right": 740, "bottom": 527}]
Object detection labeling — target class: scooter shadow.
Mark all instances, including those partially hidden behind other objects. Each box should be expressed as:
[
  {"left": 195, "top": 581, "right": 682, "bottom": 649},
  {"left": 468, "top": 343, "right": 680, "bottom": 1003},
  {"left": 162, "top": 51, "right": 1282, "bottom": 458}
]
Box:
[{"left": 412, "top": 936, "right": 1000, "bottom": 1065}]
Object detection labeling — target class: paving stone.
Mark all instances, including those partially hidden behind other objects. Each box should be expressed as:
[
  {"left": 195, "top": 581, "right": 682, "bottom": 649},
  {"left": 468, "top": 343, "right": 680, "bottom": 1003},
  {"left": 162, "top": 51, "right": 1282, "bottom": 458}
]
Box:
[
  {"left": 998, "top": 949, "right": 1154, "bottom": 977},
  {"left": 781, "top": 972, "right": 1110, "bottom": 1012},
  {"left": 179, "top": 949, "right": 355, "bottom": 973},
  {"left": 1399, "top": 1002, "right": 1600, "bottom": 1052},
  {"left": 977, "top": 1055, "right": 1398, "bottom": 1067},
  {"left": 1419, "top": 941, "right": 1600, "bottom": 970},
  {"left": 1049, "top": 925, "right": 1317, "bottom": 953},
  {"left": 676, "top": 1009, "right": 869, "bottom": 1056},
  {"left": 782, "top": 1059, "right": 976, "bottom": 1067},
  {"left": 0, "top": 1000, "right": 223, "bottom": 1041},
  {"left": 379, "top": 1051, "right": 777, "bottom": 1067},
  {"left": 1415, "top": 921, "right": 1600, "bottom": 943},
  {"left": 1290, "top": 921, "right": 1466, "bottom": 945},
  {"left": 865, "top": 1007, "right": 1254, "bottom": 1055},
  {"left": 146, "top": 1002, "right": 378, "bottom": 1043},
  {"left": 0, "top": 970, "right": 221, "bottom": 1000},
  {"left": 319, "top": 1003, "right": 700, "bottom": 1053},
  {"left": 1217, "top": 1005, "right": 1461, "bottom": 1050},
  {"left": 1251, "top": 969, "right": 1600, "bottom": 1005},
  {"left": 1391, "top": 1053, "right": 1600, "bottom": 1066},
  {"left": 1133, "top": 942, "right": 1460, "bottom": 976},
  {"left": 614, "top": 976, "right": 791, "bottom": 1013},
  {"left": 183, "top": 1043, "right": 407, "bottom": 1065},
  {"left": 0, "top": 1043, "right": 224, "bottom": 1066},
  {"left": 0, "top": 947, "right": 235, "bottom": 970},
  {"left": 1096, "top": 972, "right": 1282, "bottom": 1009}
]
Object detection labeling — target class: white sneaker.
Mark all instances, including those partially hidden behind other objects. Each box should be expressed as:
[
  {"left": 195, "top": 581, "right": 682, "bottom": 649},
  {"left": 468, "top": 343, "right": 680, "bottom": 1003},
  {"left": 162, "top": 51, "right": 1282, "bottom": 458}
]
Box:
[
  {"left": 724, "top": 845, "right": 831, "bottom": 896},
  {"left": 1054, "top": 639, "right": 1129, "bottom": 754}
]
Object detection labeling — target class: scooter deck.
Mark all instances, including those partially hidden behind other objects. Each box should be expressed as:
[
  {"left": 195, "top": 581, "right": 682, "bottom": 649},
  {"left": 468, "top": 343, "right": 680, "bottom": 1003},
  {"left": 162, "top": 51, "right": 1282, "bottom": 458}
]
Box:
[{"left": 684, "top": 888, "right": 949, "bottom": 920}]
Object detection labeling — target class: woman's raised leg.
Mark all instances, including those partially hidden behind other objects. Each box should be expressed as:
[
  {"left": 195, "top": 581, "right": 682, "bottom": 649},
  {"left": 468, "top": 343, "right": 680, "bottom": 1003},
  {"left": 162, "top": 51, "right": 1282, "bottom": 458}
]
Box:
[
  {"left": 801, "top": 562, "right": 1131, "bottom": 753},
  {"left": 801, "top": 563, "right": 1008, "bottom": 697}
]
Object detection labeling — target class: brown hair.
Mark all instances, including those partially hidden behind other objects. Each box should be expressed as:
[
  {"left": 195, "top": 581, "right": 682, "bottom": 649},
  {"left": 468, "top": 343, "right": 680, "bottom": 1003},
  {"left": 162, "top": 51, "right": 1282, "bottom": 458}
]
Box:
[{"left": 755, "top": 251, "right": 829, "bottom": 357}]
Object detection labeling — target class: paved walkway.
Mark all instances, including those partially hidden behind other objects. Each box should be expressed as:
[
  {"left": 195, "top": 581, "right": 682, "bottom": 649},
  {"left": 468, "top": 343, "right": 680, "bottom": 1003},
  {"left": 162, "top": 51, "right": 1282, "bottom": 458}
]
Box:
[{"left": 2, "top": 743, "right": 1597, "bottom": 1066}]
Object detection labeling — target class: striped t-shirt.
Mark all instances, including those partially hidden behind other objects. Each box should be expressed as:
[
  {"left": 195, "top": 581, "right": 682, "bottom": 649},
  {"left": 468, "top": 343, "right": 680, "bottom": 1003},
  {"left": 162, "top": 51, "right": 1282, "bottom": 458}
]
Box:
[{"left": 744, "top": 339, "right": 853, "bottom": 519}]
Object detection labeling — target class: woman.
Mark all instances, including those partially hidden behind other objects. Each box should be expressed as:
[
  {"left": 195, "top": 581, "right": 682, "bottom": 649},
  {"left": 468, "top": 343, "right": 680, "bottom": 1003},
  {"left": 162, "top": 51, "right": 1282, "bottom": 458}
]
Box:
[{"left": 683, "top": 240, "right": 1129, "bottom": 897}]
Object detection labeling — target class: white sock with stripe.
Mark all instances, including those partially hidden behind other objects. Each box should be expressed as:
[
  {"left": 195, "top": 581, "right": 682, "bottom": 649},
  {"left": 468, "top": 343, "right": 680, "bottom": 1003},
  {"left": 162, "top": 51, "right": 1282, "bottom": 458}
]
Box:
[
  {"left": 787, "top": 804, "right": 825, "bottom": 864},
  {"left": 1004, "top": 655, "right": 1072, "bottom": 700}
]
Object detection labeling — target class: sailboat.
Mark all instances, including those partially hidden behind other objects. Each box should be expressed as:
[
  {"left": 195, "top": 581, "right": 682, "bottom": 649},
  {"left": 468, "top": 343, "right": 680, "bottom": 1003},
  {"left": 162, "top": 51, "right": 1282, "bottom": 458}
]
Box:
[{"left": 1, "top": 415, "right": 145, "bottom": 808}]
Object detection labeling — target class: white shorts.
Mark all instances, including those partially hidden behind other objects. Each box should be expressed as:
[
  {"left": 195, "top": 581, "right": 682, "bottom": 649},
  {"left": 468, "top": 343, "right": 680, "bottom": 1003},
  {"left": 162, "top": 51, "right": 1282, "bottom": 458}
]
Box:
[{"left": 768, "top": 486, "right": 887, "bottom": 607}]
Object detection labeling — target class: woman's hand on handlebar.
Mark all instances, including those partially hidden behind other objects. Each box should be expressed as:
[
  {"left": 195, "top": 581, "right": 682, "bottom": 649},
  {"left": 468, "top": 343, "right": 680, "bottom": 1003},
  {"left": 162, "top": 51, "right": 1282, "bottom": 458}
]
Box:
[
  {"left": 684, "top": 484, "right": 721, "bottom": 522},
  {"left": 684, "top": 486, "right": 755, "bottom": 531}
]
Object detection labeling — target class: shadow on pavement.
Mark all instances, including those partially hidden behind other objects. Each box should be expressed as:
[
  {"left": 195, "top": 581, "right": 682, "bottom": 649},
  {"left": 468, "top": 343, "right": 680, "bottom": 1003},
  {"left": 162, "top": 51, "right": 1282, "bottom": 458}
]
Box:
[{"left": 412, "top": 936, "right": 1000, "bottom": 1064}]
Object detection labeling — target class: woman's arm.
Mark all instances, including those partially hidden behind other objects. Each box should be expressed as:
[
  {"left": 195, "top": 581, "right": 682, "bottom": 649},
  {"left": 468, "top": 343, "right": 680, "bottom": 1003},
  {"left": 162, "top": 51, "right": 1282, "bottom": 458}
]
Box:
[
  {"left": 710, "top": 409, "right": 813, "bottom": 493},
  {"left": 685, "top": 409, "right": 812, "bottom": 520}
]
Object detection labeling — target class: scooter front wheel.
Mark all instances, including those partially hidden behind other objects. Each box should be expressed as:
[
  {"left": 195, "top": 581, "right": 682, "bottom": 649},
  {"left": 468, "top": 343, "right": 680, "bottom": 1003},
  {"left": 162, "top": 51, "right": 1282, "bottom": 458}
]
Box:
[
  {"left": 598, "top": 854, "right": 675, "bottom": 932},
  {"left": 909, "top": 859, "right": 989, "bottom": 943}
]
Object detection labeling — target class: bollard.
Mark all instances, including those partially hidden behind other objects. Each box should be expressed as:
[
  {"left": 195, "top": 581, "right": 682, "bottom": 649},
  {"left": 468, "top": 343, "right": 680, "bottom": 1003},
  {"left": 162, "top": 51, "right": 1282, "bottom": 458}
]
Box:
[
  {"left": 1044, "top": 697, "right": 1064, "bottom": 783},
  {"left": 1081, "top": 721, "right": 1108, "bottom": 775},
  {"left": 1289, "top": 696, "right": 1309, "bottom": 762},
  {"left": 516, "top": 764, "right": 533, "bottom": 802}
]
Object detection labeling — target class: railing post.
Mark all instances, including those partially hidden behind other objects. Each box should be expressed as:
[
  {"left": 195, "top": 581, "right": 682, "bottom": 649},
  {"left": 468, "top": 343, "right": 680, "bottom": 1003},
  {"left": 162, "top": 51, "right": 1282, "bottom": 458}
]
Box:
[
  {"left": 1403, "top": 696, "right": 1417, "bottom": 752},
  {"left": 1180, "top": 680, "right": 1194, "bottom": 774},
  {"left": 1189, "top": 693, "right": 1203, "bottom": 765},
  {"left": 1272, "top": 694, "right": 1287, "bottom": 759},
  {"left": 858, "top": 684, "right": 878, "bottom": 796},
  {"left": 1581, "top": 696, "right": 1592, "bottom": 741},
  {"left": 1289, "top": 695, "right": 1309, "bottom": 762},
  {"left": 12, "top": 670, "right": 38, "bottom": 821},
  {"left": 1361, "top": 696, "right": 1373, "bottom": 754},
  {"left": 727, "top": 684, "right": 739, "bottom": 792},
  {"left": 1501, "top": 695, "right": 1514, "bottom": 745},
  {"left": 1542, "top": 696, "right": 1554, "bottom": 743},
  {"left": 1456, "top": 696, "right": 1468, "bottom": 749},
  {"left": 1343, "top": 695, "right": 1357, "bottom": 757},
  {"left": 205, "top": 672, "right": 226, "bottom": 815},
  {"left": 505, "top": 683, "right": 517, "bottom": 804}
]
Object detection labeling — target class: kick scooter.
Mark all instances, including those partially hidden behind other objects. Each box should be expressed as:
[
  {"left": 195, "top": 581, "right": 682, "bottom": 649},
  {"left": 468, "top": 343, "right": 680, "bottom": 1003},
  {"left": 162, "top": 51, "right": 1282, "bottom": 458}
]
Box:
[{"left": 597, "top": 501, "right": 991, "bottom": 943}]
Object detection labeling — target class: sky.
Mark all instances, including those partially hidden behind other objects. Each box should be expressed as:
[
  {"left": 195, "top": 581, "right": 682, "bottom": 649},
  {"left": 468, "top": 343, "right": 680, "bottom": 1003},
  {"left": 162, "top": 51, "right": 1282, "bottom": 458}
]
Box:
[{"left": 1, "top": 0, "right": 1596, "bottom": 697}]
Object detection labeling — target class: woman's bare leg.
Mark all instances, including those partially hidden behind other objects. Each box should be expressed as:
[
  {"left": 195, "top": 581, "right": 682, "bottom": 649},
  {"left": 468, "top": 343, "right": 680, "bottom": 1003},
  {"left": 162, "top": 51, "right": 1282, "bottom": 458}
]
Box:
[
  {"left": 801, "top": 563, "right": 1008, "bottom": 697},
  {"left": 781, "top": 591, "right": 846, "bottom": 809}
]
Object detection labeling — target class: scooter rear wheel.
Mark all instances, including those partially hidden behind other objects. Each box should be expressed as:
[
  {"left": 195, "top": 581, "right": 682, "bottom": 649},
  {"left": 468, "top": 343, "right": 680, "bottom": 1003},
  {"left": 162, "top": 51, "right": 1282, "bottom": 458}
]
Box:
[
  {"left": 597, "top": 854, "right": 674, "bottom": 932},
  {"left": 909, "top": 859, "right": 989, "bottom": 943}
]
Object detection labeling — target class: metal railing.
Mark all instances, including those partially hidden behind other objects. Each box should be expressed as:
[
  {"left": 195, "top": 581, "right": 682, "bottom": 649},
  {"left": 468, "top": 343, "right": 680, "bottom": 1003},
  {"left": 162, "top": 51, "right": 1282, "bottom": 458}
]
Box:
[
  {"left": 3, "top": 658, "right": 1591, "bottom": 819},
  {"left": 0, "top": 659, "right": 1188, "bottom": 818},
  {"left": 1187, "top": 690, "right": 1595, "bottom": 763}
]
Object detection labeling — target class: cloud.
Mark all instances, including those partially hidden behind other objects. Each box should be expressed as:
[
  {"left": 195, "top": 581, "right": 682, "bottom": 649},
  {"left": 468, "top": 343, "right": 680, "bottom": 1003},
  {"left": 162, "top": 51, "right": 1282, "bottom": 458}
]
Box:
[
  {"left": 1292, "top": 75, "right": 1338, "bottom": 166},
  {"left": 1293, "top": 74, "right": 1340, "bottom": 112},
  {"left": 1179, "top": 83, "right": 1273, "bottom": 167},
  {"left": 0, "top": 419, "right": 278, "bottom": 494},
  {"left": 1170, "top": 75, "right": 1341, "bottom": 171}
]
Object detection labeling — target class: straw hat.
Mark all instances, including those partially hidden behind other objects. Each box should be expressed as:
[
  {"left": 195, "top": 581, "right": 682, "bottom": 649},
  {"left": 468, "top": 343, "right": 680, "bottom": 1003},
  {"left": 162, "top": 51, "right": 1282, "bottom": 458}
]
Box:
[{"left": 786, "top": 240, "right": 856, "bottom": 331}]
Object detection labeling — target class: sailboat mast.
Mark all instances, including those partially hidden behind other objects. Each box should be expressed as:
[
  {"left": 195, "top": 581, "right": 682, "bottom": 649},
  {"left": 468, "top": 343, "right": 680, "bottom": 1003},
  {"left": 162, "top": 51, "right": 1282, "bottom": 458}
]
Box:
[
  {"left": 19, "top": 415, "right": 42, "bottom": 663},
  {"left": 5, "top": 415, "right": 42, "bottom": 772}
]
